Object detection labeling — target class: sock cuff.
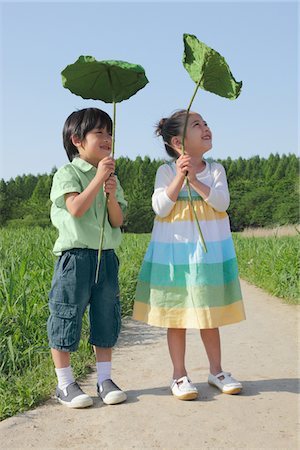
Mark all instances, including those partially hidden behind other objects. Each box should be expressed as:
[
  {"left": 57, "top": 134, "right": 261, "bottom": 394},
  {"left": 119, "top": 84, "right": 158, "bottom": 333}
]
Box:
[{"left": 96, "top": 361, "right": 112, "bottom": 385}]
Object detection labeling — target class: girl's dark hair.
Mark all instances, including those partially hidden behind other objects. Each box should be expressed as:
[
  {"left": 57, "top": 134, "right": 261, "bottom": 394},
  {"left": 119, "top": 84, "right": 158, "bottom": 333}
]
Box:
[
  {"left": 63, "top": 108, "right": 113, "bottom": 161},
  {"left": 155, "top": 109, "right": 188, "bottom": 158}
]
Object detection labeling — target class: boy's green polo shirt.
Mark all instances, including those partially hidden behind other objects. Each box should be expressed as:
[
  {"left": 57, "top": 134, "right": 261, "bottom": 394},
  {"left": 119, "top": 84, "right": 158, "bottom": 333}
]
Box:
[{"left": 50, "top": 157, "right": 127, "bottom": 256}]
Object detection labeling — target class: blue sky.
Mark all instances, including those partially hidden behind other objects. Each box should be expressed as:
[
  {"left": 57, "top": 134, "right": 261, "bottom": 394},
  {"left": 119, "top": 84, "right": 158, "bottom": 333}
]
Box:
[{"left": 1, "top": 1, "right": 298, "bottom": 181}]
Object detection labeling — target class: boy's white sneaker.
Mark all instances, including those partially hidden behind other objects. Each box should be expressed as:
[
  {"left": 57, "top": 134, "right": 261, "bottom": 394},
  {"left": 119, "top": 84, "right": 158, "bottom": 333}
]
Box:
[
  {"left": 208, "top": 371, "right": 242, "bottom": 394},
  {"left": 170, "top": 376, "right": 198, "bottom": 400},
  {"left": 55, "top": 382, "right": 93, "bottom": 408}
]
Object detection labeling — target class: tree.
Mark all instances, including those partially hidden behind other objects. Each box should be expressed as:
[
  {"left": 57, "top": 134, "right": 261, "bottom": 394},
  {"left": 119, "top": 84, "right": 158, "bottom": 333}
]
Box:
[
  {"left": 1, "top": 154, "right": 298, "bottom": 231},
  {"left": 0, "top": 180, "right": 10, "bottom": 226}
]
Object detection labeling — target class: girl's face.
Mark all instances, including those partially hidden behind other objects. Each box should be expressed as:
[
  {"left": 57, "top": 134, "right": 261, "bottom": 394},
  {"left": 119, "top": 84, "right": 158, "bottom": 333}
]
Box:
[
  {"left": 74, "top": 126, "right": 112, "bottom": 166},
  {"left": 173, "top": 113, "right": 212, "bottom": 157}
]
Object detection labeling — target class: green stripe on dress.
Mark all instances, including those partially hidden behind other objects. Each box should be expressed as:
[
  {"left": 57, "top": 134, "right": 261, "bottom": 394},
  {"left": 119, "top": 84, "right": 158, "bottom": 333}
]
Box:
[
  {"left": 177, "top": 193, "right": 204, "bottom": 201},
  {"left": 138, "top": 258, "right": 239, "bottom": 287},
  {"left": 135, "top": 278, "right": 242, "bottom": 308}
]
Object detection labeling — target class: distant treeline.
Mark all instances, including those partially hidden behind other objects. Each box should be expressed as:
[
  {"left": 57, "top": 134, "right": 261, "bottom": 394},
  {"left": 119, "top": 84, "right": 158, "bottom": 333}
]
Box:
[{"left": 0, "top": 153, "right": 298, "bottom": 232}]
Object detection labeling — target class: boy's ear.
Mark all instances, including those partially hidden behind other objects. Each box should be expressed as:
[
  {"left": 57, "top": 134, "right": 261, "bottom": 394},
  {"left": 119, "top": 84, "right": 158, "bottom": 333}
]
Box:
[
  {"left": 71, "top": 134, "right": 81, "bottom": 148},
  {"left": 170, "top": 136, "right": 182, "bottom": 152}
]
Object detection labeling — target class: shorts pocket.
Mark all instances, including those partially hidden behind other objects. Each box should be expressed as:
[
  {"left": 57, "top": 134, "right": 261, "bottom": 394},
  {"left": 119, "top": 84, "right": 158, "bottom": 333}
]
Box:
[
  {"left": 47, "top": 301, "right": 78, "bottom": 349},
  {"left": 59, "top": 252, "right": 76, "bottom": 278},
  {"left": 114, "top": 252, "right": 120, "bottom": 268}
]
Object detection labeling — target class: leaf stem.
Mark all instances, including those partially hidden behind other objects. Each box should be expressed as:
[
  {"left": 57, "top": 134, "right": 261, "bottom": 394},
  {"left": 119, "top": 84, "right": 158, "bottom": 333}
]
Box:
[
  {"left": 111, "top": 101, "right": 116, "bottom": 158},
  {"left": 186, "top": 179, "right": 207, "bottom": 252},
  {"left": 181, "top": 76, "right": 202, "bottom": 154},
  {"left": 181, "top": 76, "right": 207, "bottom": 253},
  {"left": 95, "top": 101, "right": 116, "bottom": 283},
  {"left": 181, "top": 75, "right": 207, "bottom": 328}
]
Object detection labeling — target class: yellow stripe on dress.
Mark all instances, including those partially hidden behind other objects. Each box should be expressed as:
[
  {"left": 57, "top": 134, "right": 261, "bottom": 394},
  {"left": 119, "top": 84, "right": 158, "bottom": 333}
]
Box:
[
  {"left": 155, "top": 199, "right": 227, "bottom": 223},
  {"left": 133, "top": 300, "right": 246, "bottom": 329}
]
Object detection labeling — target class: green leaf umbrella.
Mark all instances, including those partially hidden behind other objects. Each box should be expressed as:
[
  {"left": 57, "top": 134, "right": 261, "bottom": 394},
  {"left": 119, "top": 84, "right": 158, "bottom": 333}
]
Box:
[
  {"left": 183, "top": 33, "right": 242, "bottom": 100},
  {"left": 181, "top": 34, "right": 243, "bottom": 254},
  {"left": 61, "top": 56, "right": 149, "bottom": 103},
  {"left": 61, "top": 56, "right": 149, "bottom": 282}
]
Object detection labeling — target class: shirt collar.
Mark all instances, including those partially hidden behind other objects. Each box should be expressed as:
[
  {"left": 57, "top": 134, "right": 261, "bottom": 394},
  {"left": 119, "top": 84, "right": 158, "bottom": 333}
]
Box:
[{"left": 72, "top": 157, "right": 96, "bottom": 172}]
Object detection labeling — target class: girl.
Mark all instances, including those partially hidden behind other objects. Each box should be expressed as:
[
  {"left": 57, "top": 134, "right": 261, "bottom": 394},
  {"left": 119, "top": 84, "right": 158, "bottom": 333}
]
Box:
[{"left": 133, "top": 109, "right": 246, "bottom": 400}]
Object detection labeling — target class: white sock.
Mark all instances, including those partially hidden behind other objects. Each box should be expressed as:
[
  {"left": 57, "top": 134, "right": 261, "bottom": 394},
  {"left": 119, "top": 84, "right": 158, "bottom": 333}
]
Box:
[
  {"left": 96, "top": 361, "right": 112, "bottom": 385},
  {"left": 55, "top": 366, "right": 75, "bottom": 391}
]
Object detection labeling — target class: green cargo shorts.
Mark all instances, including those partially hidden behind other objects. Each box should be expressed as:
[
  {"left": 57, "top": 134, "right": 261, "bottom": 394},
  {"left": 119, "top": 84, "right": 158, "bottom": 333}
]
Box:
[{"left": 47, "top": 248, "right": 121, "bottom": 352}]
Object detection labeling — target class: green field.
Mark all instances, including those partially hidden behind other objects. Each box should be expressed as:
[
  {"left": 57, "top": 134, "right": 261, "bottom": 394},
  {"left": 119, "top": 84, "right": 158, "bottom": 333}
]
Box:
[
  {"left": 233, "top": 234, "right": 299, "bottom": 304},
  {"left": 0, "top": 227, "right": 298, "bottom": 420}
]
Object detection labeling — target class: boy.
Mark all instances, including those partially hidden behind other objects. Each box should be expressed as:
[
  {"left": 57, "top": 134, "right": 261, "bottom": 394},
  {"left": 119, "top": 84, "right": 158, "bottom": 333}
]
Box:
[{"left": 47, "top": 108, "right": 127, "bottom": 408}]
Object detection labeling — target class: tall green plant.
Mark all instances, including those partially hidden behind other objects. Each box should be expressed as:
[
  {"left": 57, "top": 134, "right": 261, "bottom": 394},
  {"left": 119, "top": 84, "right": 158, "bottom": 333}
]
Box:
[{"left": 61, "top": 56, "right": 149, "bottom": 281}]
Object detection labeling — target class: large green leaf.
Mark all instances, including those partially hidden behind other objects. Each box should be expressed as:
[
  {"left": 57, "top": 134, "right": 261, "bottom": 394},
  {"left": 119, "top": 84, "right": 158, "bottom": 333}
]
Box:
[
  {"left": 183, "top": 34, "right": 242, "bottom": 99},
  {"left": 61, "top": 56, "right": 149, "bottom": 103}
]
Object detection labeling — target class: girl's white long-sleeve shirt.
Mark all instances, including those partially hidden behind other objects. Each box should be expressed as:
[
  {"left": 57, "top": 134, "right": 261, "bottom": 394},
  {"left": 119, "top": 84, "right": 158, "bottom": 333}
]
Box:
[{"left": 152, "top": 161, "right": 230, "bottom": 217}]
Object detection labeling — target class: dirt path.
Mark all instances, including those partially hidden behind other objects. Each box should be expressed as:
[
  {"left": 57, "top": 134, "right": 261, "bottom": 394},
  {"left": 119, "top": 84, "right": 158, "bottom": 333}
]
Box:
[{"left": 0, "top": 280, "right": 299, "bottom": 450}]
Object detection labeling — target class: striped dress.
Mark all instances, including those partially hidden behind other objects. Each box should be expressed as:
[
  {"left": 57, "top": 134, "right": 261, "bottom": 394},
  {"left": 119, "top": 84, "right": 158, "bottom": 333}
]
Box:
[{"left": 132, "top": 160, "right": 245, "bottom": 329}]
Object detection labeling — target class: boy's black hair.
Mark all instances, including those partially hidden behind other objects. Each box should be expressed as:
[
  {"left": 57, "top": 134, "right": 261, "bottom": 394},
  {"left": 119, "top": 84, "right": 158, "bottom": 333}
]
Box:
[{"left": 63, "top": 108, "right": 113, "bottom": 161}]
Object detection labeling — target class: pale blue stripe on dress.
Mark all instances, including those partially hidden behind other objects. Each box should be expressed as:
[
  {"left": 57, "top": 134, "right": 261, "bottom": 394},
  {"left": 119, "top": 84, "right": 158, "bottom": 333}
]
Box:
[{"left": 144, "top": 238, "right": 236, "bottom": 265}]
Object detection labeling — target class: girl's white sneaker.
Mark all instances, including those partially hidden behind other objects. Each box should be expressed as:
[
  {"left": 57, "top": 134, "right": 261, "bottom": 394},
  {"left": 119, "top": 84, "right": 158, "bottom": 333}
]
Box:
[
  {"left": 170, "top": 376, "right": 198, "bottom": 400},
  {"left": 208, "top": 371, "right": 242, "bottom": 394}
]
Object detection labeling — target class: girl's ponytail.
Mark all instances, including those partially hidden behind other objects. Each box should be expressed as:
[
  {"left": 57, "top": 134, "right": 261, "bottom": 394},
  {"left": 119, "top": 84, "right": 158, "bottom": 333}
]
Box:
[{"left": 155, "top": 110, "right": 187, "bottom": 158}]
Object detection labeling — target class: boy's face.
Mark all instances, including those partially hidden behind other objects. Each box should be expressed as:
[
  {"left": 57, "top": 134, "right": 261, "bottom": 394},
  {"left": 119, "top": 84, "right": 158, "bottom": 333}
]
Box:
[{"left": 76, "top": 127, "right": 112, "bottom": 166}]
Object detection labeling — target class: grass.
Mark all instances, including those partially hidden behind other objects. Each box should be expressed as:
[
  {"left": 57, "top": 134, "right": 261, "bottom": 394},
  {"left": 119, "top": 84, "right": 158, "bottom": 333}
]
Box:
[
  {"left": 117, "top": 233, "right": 150, "bottom": 316},
  {"left": 0, "top": 227, "right": 149, "bottom": 420},
  {"left": 233, "top": 234, "right": 299, "bottom": 304},
  {"left": 0, "top": 227, "right": 298, "bottom": 420}
]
